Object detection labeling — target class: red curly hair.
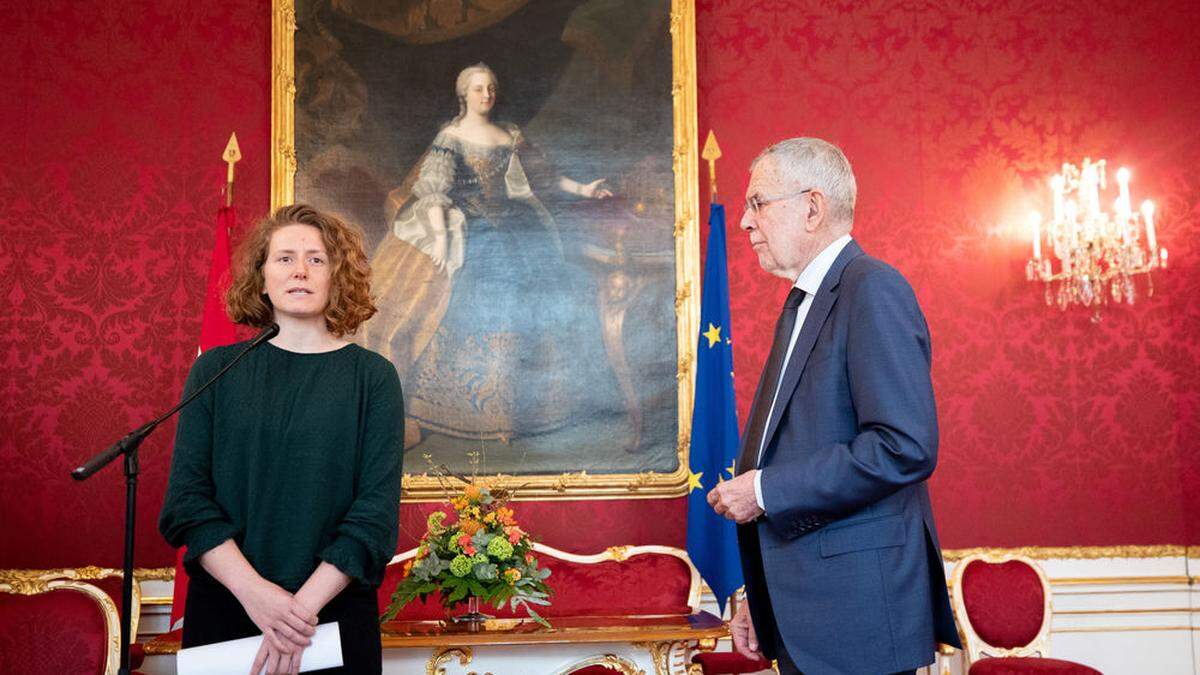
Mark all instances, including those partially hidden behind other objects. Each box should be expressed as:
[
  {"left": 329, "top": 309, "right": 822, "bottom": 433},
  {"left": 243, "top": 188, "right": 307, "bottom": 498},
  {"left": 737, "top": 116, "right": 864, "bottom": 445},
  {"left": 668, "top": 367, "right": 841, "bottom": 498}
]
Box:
[{"left": 225, "top": 204, "right": 376, "bottom": 336}]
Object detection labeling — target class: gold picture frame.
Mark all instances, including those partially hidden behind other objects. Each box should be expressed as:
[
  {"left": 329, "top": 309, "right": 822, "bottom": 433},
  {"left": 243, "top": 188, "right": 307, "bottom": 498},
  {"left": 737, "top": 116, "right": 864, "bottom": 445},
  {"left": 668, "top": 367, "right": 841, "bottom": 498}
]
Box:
[{"left": 271, "top": 0, "right": 700, "bottom": 500}]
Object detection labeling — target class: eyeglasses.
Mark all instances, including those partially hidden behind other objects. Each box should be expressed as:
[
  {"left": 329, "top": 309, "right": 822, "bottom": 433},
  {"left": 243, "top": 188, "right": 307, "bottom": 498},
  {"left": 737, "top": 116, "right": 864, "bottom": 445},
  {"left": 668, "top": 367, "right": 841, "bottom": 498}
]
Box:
[{"left": 745, "top": 188, "right": 813, "bottom": 215}]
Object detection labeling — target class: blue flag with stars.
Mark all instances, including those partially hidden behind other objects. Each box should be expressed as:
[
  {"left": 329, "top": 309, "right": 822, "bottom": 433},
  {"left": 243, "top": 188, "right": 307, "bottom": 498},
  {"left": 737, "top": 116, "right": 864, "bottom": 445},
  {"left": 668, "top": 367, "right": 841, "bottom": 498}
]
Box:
[{"left": 686, "top": 202, "right": 743, "bottom": 614}]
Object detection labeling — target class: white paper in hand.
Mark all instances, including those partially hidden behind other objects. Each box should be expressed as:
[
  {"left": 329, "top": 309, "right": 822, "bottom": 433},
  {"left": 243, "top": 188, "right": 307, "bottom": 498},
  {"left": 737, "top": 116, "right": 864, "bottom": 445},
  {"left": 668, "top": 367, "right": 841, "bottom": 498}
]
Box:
[{"left": 177, "top": 621, "right": 343, "bottom": 674}]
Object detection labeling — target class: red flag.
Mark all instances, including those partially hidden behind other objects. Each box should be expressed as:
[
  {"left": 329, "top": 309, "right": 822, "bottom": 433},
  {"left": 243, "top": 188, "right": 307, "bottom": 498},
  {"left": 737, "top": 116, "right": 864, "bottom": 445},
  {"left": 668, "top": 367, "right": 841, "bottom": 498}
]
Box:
[{"left": 170, "top": 205, "right": 241, "bottom": 630}]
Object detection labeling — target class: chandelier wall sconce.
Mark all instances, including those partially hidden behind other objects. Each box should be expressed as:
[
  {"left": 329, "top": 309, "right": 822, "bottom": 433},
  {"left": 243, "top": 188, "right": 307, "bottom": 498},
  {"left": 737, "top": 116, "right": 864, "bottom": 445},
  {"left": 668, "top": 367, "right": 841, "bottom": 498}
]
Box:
[{"left": 1026, "top": 158, "right": 1167, "bottom": 320}]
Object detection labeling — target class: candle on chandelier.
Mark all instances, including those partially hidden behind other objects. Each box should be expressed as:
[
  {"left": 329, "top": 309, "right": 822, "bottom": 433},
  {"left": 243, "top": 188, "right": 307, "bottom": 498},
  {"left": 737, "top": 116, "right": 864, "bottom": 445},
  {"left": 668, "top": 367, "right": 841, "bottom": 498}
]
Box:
[
  {"left": 1142, "top": 200, "right": 1157, "bottom": 252},
  {"left": 1029, "top": 211, "right": 1042, "bottom": 259},
  {"left": 1065, "top": 199, "right": 1079, "bottom": 247},
  {"left": 1082, "top": 162, "right": 1101, "bottom": 216},
  {"left": 1051, "top": 175, "right": 1065, "bottom": 224},
  {"left": 1115, "top": 168, "right": 1132, "bottom": 226}
]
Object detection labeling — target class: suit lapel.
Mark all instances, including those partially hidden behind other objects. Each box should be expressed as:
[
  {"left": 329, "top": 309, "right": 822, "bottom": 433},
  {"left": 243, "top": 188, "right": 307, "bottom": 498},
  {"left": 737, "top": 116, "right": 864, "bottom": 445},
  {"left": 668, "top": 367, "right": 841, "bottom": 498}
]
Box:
[{"left": 758, "top": 241, "right": 863, "bottom": 465}]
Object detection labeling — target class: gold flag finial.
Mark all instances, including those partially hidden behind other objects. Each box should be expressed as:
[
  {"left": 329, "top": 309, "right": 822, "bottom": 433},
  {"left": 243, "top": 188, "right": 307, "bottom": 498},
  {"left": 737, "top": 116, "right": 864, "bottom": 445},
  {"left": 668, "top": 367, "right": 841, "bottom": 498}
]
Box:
[
  {"left": 223, "top": 132, "right": 242, "bottom": 207},
  {"left": 702, "top": 130, "right": 722, "bottom": 203}
]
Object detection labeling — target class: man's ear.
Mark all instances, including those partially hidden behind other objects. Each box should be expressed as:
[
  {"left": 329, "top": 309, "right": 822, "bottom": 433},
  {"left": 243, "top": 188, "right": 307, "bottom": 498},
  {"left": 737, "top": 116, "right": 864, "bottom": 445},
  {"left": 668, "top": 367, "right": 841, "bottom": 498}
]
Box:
[{"left": 805, "top": 191, "right": 825, "bottom": 232}]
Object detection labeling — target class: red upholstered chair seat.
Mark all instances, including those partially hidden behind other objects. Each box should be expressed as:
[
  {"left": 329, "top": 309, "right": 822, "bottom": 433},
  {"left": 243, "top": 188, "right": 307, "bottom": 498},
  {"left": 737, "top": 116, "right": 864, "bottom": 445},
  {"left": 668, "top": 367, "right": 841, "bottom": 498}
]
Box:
[
  {"left": 0, "top": 578, "right": 118, "bottom": 675},
  {"left": 692, "top": 650, "right": 774, "bottom": 674},
  {"left": 379, "top": 544, "right": 696, "bottom": 620},
  {"left": 970, "top": 657, "right": 1102, "bottom": 674}
]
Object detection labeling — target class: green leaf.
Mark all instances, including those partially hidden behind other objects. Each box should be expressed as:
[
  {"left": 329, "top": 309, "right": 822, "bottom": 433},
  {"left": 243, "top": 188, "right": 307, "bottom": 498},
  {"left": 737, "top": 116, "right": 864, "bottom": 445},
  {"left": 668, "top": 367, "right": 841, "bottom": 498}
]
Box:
[
  {"left": 517, "top": 600, "right": 552, "bottom": 628},
  {"left": 473, "top": 562, "right": 499, "bottom": 581}
]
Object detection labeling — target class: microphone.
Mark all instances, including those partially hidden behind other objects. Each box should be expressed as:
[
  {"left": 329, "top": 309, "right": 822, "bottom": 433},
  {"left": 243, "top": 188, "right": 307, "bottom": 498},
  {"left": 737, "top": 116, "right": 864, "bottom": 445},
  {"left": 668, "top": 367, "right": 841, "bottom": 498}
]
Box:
[
  {"left": 71, "top": 323, "right": 280, "bottom": 480},
  {"left": 247, "top": 321, "right": 280, "bottom": 348}
]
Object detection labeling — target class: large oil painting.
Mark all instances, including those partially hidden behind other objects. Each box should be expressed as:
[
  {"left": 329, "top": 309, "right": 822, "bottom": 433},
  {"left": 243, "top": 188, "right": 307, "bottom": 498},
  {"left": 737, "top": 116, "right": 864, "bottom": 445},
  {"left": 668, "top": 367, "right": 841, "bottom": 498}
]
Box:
[{"left": 272, "top": 0, "right": 699, "bottom": 498}]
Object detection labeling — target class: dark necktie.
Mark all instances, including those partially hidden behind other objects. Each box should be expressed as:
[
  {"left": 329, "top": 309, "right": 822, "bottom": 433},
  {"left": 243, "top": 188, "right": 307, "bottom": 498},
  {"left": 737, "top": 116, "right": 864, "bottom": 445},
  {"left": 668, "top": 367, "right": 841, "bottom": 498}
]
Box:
[{"left": 738, "top": 287, "right": 806, "bottom": 472}]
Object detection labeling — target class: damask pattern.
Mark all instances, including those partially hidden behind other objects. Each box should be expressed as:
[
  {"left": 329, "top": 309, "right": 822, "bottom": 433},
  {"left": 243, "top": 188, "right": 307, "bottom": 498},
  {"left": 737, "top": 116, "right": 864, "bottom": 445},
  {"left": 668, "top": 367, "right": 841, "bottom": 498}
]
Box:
[
  {"left": 0, "top": 0, "right": 272, "bottom": 567},
  {"left": 0, "top": 589, "right": 110, "bottom": 674},
  {"left": 1, "top": 0, "right": 1197, "bottom": 571},
  {"left": 696, "top": 0, "right": 1200, "bottom": 547}
]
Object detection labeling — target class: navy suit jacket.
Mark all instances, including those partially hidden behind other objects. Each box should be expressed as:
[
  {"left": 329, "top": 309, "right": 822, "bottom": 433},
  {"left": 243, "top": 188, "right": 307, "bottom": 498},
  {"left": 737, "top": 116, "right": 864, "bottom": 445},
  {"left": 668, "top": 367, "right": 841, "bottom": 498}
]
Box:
[{"left": 736, "top": 241, "right": 961, "bottom": 674}]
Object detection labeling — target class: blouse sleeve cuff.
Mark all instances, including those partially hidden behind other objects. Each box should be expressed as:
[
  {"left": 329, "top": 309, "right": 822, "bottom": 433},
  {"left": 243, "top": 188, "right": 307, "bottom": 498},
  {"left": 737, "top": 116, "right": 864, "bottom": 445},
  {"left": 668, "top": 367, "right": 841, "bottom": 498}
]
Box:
[
  {"left": 181, "top": 520, "right": 239, "bottom": 564},
  {"left": 318, "top": 536, "right": 374, "bottom": 586}
]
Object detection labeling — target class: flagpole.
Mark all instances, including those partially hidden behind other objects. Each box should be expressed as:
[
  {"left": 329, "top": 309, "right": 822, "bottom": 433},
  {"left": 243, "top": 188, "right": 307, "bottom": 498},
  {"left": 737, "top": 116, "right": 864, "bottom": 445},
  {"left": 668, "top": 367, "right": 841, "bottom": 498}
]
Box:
[
  {"left": 687, "top": 129, "right": 744, "bottom": 615},
  {"left": 703, "top": 130, "right": 722, "bottom": 205},
  {"left": 223, "top": 132, "right": 241, "bottom": 208}
]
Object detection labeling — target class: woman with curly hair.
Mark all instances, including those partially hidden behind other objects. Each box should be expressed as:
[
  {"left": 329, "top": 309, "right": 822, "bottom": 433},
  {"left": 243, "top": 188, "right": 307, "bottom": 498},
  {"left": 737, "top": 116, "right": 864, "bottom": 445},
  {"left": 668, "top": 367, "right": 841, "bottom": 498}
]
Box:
[{"left": 159, "top": 204, "right": 403, "bottom": 674}]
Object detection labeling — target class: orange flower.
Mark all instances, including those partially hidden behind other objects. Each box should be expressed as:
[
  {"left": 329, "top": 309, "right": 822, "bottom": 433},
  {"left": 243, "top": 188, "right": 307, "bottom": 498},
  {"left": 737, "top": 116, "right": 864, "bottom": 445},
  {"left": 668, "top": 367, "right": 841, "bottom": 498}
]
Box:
[
  {"left": 460, "top": 520, "right": 483, "bottom": 536},
  {"left": 463, "top": 484, "right": 482, "bottom": 500},
  {"left": 504, "top": 568, "right": 521, "bottom": 583},
  {"left": 496, "top": 507, "right": 516, "bottom": 526},
  {"left": 402, "top": 560, "right": 413, "bottom": 577}
]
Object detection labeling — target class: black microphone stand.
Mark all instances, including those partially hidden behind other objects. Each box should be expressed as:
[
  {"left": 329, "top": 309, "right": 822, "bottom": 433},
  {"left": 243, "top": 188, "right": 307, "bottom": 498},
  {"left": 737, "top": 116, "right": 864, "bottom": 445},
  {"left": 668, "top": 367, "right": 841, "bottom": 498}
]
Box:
[{"left": 70, "top": 322, "right": 279, "bottom": 674}]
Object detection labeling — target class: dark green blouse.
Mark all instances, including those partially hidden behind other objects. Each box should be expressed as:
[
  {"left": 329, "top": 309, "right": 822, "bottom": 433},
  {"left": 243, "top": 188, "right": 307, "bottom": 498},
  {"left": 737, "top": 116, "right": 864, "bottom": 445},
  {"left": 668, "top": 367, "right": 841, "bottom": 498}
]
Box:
[{"left": 158, "top": 340, "right": 403, "bottom": 591}]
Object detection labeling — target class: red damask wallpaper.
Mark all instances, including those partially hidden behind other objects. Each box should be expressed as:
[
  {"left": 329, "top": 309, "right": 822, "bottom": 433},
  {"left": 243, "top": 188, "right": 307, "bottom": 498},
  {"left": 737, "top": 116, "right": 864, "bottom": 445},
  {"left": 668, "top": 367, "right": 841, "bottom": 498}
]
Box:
[
  {"left": 0, "top": 0, "right": 1196, "bottom": 569},
  {"left": 696, "top": 0, "right": 1200, "bottom": 547}
]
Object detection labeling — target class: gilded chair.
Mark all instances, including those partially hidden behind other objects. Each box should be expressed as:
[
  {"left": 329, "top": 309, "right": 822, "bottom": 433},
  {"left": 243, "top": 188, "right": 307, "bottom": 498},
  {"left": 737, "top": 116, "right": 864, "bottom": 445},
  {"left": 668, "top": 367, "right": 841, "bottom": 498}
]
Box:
[
  {"left": 0, "top": 569, "right": 122, "bottom": 675},
  {"left": 951, "top": 554, "right": 1101, "bottom": 674}
]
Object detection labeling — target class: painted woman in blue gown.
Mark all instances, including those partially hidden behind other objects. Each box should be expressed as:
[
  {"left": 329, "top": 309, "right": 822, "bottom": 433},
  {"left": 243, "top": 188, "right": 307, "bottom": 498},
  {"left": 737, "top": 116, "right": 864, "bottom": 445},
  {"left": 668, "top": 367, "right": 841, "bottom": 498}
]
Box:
[{"left": 363, "top": 63, "right": 611, "bottom": 447}]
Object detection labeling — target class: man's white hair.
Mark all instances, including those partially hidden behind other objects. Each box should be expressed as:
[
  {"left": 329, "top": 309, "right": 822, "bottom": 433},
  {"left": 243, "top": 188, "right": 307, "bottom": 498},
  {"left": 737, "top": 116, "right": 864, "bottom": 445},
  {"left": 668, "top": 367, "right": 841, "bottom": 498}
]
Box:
[{"left": 751, "top": 137, "right": 857, "bottom": 227}]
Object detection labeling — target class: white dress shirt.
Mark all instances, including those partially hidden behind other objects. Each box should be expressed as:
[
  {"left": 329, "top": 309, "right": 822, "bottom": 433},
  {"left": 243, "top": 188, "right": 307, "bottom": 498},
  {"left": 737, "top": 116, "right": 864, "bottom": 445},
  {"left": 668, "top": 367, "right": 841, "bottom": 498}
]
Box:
[{"left": 754, "top": 234, "right": 854, "bottom": 511}]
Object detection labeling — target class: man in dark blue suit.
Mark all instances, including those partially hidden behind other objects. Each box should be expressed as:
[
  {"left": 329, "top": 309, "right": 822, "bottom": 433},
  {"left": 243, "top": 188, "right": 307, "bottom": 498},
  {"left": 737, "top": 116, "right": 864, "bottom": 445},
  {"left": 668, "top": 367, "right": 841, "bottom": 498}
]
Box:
[{"left": 707, "top": 138, "right": 960, "bottom": 674}]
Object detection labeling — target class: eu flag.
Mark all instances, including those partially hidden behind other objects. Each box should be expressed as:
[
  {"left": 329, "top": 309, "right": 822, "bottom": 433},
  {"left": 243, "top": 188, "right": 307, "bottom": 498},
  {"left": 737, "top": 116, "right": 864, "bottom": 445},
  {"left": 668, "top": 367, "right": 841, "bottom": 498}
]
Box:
[{"left": 686, "top": 203, "right": 743, "bottom": 614}]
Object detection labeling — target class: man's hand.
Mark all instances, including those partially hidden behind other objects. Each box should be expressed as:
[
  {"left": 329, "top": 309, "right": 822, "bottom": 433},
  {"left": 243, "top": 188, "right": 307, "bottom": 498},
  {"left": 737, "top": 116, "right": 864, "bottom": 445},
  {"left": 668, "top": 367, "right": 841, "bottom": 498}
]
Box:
[
  {"left": 730, "top": 604, "right": 764, "bottom": 661},
  {"left": 707, "top": 470, "right": 764, "bottom": 523}
]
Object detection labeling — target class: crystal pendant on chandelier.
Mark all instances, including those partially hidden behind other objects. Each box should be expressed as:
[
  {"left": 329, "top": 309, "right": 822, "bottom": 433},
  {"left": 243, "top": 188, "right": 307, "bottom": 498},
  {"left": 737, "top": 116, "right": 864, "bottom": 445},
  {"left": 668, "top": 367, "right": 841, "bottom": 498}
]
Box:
[{"left": 1026, "top": 159, "right": 1167, "bottom": 318}]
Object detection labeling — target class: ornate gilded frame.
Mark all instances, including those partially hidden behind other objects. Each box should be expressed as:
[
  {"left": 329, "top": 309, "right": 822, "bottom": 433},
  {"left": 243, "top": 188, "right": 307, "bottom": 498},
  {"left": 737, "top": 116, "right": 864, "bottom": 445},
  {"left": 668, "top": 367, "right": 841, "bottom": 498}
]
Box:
[{"left": 271, "top": 0, "right": 700, "bottom": 500}]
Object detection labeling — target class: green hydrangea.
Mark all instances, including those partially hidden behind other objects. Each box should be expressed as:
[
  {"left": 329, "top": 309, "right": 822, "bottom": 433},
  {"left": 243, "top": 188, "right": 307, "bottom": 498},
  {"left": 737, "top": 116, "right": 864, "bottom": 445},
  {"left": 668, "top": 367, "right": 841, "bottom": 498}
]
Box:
[
  {"left": 472, "top": 552, "right": 490, "bottom": 565},
  {"left": 486, "top": 536, "right": 514, "bottom": 560},
  {"left": 427, "top": 511, "right": 447, "bottom": 532},
  {"left": 449, "top": 554, "right": 472, "bottom": 577}
]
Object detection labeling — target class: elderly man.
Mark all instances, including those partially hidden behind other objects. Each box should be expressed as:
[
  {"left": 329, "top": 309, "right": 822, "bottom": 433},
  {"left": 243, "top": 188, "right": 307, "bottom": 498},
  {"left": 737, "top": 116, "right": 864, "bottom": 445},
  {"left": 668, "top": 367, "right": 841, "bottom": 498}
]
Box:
[{"left": 707, "top": 138, "right": 960, "bottom": 674}]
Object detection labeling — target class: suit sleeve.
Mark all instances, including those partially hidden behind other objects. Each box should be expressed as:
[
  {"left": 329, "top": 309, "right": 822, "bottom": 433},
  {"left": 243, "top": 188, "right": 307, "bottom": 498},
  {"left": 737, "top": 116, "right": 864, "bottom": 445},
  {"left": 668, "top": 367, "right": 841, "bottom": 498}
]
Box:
[
  {"left": 317, "top": 361, "right": 404, "bottom": 587},
  {"left": 760, "top": 266, "right": 938, "bottom": 528}
]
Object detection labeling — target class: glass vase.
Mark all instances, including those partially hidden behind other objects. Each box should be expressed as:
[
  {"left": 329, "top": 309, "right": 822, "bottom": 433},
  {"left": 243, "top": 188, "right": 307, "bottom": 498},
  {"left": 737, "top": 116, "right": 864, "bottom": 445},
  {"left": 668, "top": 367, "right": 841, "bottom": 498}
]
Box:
[{"left": 451, "top": 595, "right": 491, "bottom": 632}]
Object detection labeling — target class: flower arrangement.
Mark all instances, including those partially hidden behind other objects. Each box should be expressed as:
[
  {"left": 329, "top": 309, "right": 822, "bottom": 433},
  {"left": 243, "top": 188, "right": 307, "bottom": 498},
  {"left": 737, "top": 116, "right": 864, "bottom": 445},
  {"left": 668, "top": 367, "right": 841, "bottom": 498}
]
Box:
[{"left": 381, "top": 478, "right": 552, "bottom": 627}]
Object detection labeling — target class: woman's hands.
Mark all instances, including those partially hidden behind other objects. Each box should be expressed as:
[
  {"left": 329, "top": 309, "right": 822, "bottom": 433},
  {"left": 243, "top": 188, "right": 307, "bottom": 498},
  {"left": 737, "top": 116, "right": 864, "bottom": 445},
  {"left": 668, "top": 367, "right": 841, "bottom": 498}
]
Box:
[
  {"left": 238, "top": 580, "right": 317, "bottom": 675},
  {"left": 560, "top": 177, "right": 613, "bottom": 200},
  {"left": 426, "top": 206, "right": 450, "bottom": 271},
  {"left": 429, "top": 232, "right": 449, "bottom": 271},
  {"left": 242, "top": 559, "right": 348, "bottom": 667},
  {"left": 250, "top": 638, "right": 302, "bottom": 675}
]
